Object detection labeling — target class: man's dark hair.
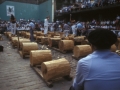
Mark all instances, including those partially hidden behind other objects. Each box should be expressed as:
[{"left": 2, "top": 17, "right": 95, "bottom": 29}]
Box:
[
  {"left": 88, "top": 28, "right": 117, "bottom": 50},
  {"left": 11, "top": 14, "right": 15, "bottom": 20}
]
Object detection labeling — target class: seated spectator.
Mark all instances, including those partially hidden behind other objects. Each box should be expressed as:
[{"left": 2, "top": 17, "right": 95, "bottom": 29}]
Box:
[{"left": 70, "top": 28, "right": 120, "bottom": 90}]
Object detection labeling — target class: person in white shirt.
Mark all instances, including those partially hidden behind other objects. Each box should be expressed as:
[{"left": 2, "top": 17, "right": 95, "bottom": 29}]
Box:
[
  {"left": 10, "top": 14, "right": 16, "bottom": 36},
  {"left": 50, "top": 23, "right": 55, "bottom": 32},
  {"left": 44, "top": 17, "right": 49, "bottom": 35},
  {"left": 71, "top": 23, "right": 77, "bottom": 36}
]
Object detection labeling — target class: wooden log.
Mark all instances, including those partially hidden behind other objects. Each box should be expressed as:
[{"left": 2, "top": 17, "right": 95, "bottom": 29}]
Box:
[
  {"left": 34, "top": 31, "right": 38, "bottom": 34},
  {"left": 11, "top": 37, "right": 22, "bottom": 47},
  {"left": 48, "top": 32, "right": 55, "bottom": 37},
  {"left": 63, "top": 37, "right": 69, "bottom": 40},
  {"left": 59, "top": 40, "right": 74, "bottom": 51},
  {"left": 18, "top": 39, "right": 30, "bottom": 50},
  {"left": 8, "top": 33, "right": 12, "bottom": 40},
  {"left": 6, "top": 32, "right": 11, "bottom": 37},
  {"left": 34, "top": 34, "right": 36, "bottom": 39},
  {"left": 40, "top": 33, "right": 45, "bottom": 36},
  {"left": 60, "top": 32, "right": 64, "bottom": 38},
  {"left": 49, "top": 38, "right": 61, "bottom": 47},
  {"left": 41, "top": 58, "right": 71, "bottom": 81},
  {"left": 22, "top": 42, "right": 38, "bottom": 55},
  {"left": 41, "top": 37, "right": 49, "bottom": 45},
  {"left": 111, "top": 44, "right": 117, "bottom": 52},
  {"left": 36, "top": 31, "right": 42, "bottom": 36},
  {"left": 36, "top": 36, "right": 44, "bottom": 42},
  {"left": 74, "top": 36, "right": 85, "bottom": 42},
  {"left": 21, "top": 31, "right": 26, "bottom": 37},
  {"left": 54, "top": 36, "right": 60, "bottom": 38},
  {"left": 68, "top": 35, "right": 74, "bottom": 40},
  {"left": 81, "top": 40, "right": 90, "bottom": 45},
  {"left": 54, "top": 32, "right": 60, "bottom": 36},
  {"left": 25, "top": 32, "right": 30, "bottom": 38},
  {"left": 73, "top": 45, "right": 92, "bottom": 58},
  {"left": 30, "top": 50, "right": 52, "bottom": 66}
]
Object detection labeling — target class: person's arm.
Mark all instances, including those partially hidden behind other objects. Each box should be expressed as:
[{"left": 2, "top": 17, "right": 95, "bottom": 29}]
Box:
[{"left": 72, "top": 61, "right": 85, "bottom": 90}]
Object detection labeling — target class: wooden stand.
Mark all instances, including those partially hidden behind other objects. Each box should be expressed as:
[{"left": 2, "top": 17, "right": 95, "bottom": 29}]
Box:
[
  {"left": 30, "top": 64, "right": 72, "bottom": 87},
  {"left": 18, "top": 51, "right": 29, "bottom": 59},
  {"left": 30, "top": 64, "right": 53, "bottom": 87}
]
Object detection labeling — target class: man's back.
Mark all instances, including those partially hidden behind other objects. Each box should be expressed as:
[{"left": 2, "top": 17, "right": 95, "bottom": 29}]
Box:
[{"left": 81, "top": 50, "right": 120, "bottom": 90}]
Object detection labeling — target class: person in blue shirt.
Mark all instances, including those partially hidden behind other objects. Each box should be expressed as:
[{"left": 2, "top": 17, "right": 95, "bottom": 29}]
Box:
[
  {"left": 76, "top": 22, "right": 84, "bottom": 36},
  {"left": 29, "top": 20, "right": 35, "bottom": 42},
  {"left": 70, "top": 28, "right": 120, "bottom": 90}
]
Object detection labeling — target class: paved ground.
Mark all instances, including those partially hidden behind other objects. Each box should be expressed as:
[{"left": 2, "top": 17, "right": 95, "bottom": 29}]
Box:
[{"left": 0, "top": 35, "right": 78, "bottom": 90}]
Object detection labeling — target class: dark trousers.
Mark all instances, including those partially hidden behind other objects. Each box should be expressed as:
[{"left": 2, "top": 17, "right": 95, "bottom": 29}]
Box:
[
  {"left": 77, "top": 29, "right": 81, "bottom": 36},
  {"left": 30, "top": 29, "right": 34, "bottom": 42}
]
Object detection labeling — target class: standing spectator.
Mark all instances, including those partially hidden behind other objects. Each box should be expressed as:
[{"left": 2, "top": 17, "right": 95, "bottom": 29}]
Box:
[
  {"left": 76, "top": 21, "right": 84, "bottom": 36},
  {"left": 29, "top": 20, "right": 35, "bottom": 42},
  {"left": 71, "top": 22, "right": 77, "bottom": 36},
  {"left": 10, "top": 14, "right": 16, "bottom": 36},
  {"left": 63, "top": 22, "right": 70, "bottom": 37},
  {"left": 44, "top": 17, "right": 49, "bottom": 35}
]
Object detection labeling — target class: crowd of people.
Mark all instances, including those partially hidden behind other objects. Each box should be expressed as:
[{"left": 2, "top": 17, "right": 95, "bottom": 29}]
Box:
[
  {"left": 55, "top": 0, "right": 120, "bottom": 15},
  {"left": 0, "top": 14, "right": 120, "bottom": 41}
]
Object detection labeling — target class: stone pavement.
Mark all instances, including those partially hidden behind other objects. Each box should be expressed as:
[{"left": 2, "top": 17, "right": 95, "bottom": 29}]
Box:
[{"left": 0, "top": 35, "right": 78, "bottom": 90}]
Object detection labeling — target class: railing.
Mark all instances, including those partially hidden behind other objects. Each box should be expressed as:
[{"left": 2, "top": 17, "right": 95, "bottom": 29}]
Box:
[{"left": 0, "top": 0, "right": 48, "bottom": 4}]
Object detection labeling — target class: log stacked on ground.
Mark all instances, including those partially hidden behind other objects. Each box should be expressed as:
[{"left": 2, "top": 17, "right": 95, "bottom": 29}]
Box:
[
  {"left": 54, "top": 36, "right": 60, "bottom": 38},
  {"left": 33, "top": 34, "right": 36, "bottom": 39},
  {"left": 60, "top": 32, "right": 64, "bottom": 38},
  {"left": 49, "top": 38, "right": 61, "bottom": 47},
  {"left": 30, "top": 50, "right": 52, "bottom": 66},
  {"left": 81, "top": 40, "right": 90, "bottom": 45},
  {"left": 74, "top": 36, "right": 85, "bottom": 42},
  {"left": 41, "top": 58, "right": 71, "bottom": 81},
  {"left": 22, "top": 42, "right": 38, "bottom": 55},
  {"left": 25, "top": 32, "right": 30, "bottom": 39},
  {"left": 68, "top": 35, "right": 74, "bottom": 40},
  {"left": 41, "top": 37, "right": 49, "bottom": 45},
  {"left": 11, "top": 37, "right": 22, "bottom": 47},
  {"left": 34, "top": 31, "right": 38, "bottom": 34},
  {"left": 48, "top": 32, "right": 55, "bottom": 37},
  {"left": 8, "top": 33, "right": 12, "bottom": 40},
  {"left": 63, "top": 37, "right": 69, "bottom": 40},
  {"left": 36, "top": 31, "right": 43, "bottom": 36},
  {"left": 59, "top": 40, "right": 74, "bottom": 51},
  {"left": 5, "top": 32, "right": 11, "bottom": 37},
  {"left": 36, "top": 36, "right": 44, "bottom": 42},
  {"left": 21, "top": 31, "right": 26, "bottom": 37},
  {"left": 73, "top": 45, "right": 92, "bottom": 58},
  {"left": 6, "top": 32, "right": 11, "bottom": 37},
  {"left": 18, "top": 39, "right": 30, "bottom": 50},
  {"left": 111, "top": 44, "right": 117, "bottom": 52}
]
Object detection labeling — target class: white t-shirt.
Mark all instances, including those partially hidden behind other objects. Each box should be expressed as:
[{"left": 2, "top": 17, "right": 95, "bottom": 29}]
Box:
[{"left": 44, "top": 19, "right": 49, "bottom": 27}]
